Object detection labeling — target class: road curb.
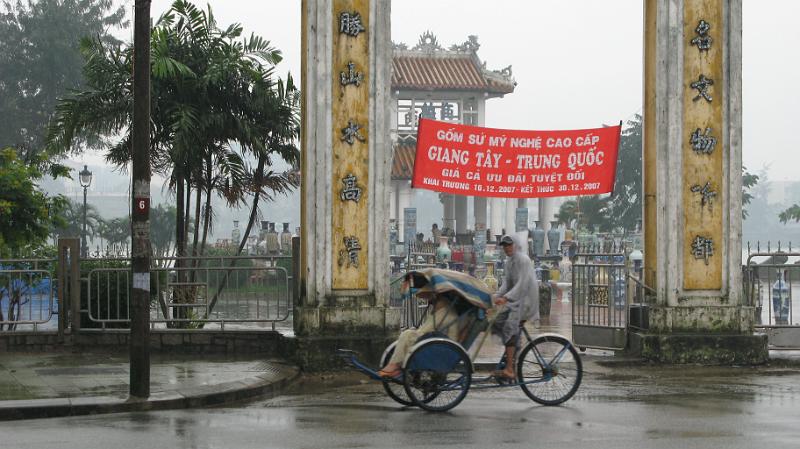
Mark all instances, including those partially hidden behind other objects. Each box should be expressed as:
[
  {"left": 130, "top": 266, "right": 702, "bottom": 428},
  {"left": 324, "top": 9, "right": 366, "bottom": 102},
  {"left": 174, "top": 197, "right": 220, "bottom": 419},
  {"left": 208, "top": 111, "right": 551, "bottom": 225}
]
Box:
[{"left": 0, "top": 363, "right": 300, "bottom": 421}]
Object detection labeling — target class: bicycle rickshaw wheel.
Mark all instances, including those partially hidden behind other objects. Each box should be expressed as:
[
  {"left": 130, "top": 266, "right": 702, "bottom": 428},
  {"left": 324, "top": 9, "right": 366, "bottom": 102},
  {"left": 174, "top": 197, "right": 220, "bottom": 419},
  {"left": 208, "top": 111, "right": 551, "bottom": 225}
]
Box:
[
  {"left": 403, "top": 339, "right": 472, "bottom": 412},
  {"left": 516, "top": 335, "right": 582, "bottom": 405},
  {"left": 380, "top": 342, "right": 414, "bottom": 406}
]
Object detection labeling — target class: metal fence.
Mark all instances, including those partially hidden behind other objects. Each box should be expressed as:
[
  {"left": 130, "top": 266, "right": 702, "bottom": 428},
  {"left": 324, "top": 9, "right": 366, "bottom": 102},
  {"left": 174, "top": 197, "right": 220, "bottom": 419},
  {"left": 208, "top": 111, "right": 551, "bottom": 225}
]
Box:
[
  {"left": 571, "top": 245, "right": 630, "bottom": 350},
  {"left": 0, "top": 259, "right": 58, "bottom": 331},
  {"left": 742, "top": 242, "right": 800, "bottom": 349},
  {"left": 389, "top": 275, "right": 429, "bottom": 329},
  {"left": 744, "top": 242, "right": 798, "bottom": 327},
  {"left": 82, "top": 255, "right": 292, "bottom": 330}
]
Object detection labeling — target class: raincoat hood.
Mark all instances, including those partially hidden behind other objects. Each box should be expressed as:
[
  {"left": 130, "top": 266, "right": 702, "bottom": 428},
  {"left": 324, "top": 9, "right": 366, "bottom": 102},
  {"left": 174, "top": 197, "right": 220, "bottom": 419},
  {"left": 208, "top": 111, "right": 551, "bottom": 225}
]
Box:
[{"left": 500, "top": 234, "right": 526, "bottom": 254}]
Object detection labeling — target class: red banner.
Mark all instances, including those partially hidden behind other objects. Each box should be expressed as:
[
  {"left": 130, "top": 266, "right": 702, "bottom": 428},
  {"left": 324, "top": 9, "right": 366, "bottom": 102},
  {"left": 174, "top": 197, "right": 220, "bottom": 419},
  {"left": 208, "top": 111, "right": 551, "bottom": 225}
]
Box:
[{"left": 411, "top": 119, "right": 621, "bottom": 198}]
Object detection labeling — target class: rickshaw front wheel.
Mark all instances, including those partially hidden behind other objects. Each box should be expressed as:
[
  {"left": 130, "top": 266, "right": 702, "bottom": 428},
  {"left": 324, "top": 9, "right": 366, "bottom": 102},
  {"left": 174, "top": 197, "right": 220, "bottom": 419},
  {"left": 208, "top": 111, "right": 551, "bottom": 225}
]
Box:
[
  {"left": 380, "top": 342, "right": 414, "bottom": 407},
  {"left": 517, "top": 334, "right": 582, "bottom": 405},
  {"left": 403, "top": 339, "right": 472, "bottom": 412}
]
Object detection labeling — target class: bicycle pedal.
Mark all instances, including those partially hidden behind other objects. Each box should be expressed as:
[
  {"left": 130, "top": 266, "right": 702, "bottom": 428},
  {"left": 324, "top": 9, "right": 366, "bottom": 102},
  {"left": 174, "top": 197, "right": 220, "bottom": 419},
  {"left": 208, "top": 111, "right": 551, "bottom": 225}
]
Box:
[{"left": 335, "top": 348, "right": 360, "bottom": 358}]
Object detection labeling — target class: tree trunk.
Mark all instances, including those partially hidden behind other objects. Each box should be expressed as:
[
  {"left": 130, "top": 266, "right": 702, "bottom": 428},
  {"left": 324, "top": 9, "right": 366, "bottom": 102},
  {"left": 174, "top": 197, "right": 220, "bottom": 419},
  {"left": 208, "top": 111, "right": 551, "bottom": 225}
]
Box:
[
  {"left": 177, "top": 176, "right": 192, "bottom": 326},
  {"left": 175, "top": 172, "right": 185, "bottom": 259},
  {"left": 184, "top": 177, "right": 191, "bottom": 254},
  {"left": 205, "top": 155, "right": 266, "bottom": 317},
  {"left": 172, "top": 171, "right": 185, "bottom": 326},
  {"left": 192, "top": 183, "right": 201, "bottom": 258},
  {"left": 199, "top": 155, "right": 212, "bottom": 256}
]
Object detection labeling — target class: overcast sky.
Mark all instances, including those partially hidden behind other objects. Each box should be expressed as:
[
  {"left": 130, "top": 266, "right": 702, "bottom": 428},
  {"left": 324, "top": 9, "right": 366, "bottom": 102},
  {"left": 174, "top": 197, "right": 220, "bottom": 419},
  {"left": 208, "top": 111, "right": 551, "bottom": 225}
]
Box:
[{"left": 126, "top": 0, "right": 799, "bottom": 182}]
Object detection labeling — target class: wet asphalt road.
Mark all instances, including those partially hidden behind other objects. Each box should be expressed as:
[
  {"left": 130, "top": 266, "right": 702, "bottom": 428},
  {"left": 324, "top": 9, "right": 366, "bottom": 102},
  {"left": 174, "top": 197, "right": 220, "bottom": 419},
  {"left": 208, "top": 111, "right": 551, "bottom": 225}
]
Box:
[{"left": 2, "top": 363, "right": 799, "bottom": 449}]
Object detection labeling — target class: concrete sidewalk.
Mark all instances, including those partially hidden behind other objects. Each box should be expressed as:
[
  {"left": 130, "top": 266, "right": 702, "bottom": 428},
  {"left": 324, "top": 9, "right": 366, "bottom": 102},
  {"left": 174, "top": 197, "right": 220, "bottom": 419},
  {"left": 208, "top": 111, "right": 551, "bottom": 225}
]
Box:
[{"left": 0, "top": 352, "right": 299, "bottom": 421}]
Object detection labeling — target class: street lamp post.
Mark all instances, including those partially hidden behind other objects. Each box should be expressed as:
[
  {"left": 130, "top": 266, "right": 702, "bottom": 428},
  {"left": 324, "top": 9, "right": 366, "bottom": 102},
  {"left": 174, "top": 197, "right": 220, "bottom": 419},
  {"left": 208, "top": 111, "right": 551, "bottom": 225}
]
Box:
[{"left": 79, "top": 165, "right": 93, "bottom": 257}]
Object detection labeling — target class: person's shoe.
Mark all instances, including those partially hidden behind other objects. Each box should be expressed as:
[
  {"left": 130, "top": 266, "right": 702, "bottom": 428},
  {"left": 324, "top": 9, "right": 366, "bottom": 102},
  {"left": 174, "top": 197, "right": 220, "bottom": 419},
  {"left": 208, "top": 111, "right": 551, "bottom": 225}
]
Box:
[
  {"left": 377, "top": 368, "right": 403, "bottom": 378},
  {"left": 491, "top": 370, "right": 516, "bottom": 382}
]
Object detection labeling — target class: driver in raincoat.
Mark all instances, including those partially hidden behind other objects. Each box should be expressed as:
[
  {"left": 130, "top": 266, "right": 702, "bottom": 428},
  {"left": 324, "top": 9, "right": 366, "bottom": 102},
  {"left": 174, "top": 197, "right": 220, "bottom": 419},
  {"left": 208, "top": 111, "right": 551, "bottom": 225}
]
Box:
[{"left": 492, "top": 234, "right": 540, "bottom": 380}]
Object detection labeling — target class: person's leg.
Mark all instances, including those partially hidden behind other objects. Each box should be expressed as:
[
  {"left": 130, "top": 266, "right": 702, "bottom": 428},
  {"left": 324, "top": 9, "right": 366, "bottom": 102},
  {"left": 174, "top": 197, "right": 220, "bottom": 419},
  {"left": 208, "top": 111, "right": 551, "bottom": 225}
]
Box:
[
  {"left": 501, "top": 342, "right": 516, "bottom": 379},
  {"left": 380, "top": 329, "right": 419, "bottom": 375}
]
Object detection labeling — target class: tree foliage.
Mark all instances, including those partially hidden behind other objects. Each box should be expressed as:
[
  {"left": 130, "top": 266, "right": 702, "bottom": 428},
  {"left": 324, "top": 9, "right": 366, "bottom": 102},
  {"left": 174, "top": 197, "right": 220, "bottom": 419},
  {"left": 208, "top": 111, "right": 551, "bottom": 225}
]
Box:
[
  {"left": 0, "top": 0, "right": 127, "bottom": 162},
  {"left": 605, "top": 115, "right": 642, "bottom": 232},
  {"left": 742, "top": 166, "right": 759, "bottom": 219},
  {"left": 150, "top": 204, "right": 178, "bottom": 259},
  {"left": 98, "top": 216, "right": 129, "bottom": 248},
  {"left": 779, "top": 204, "right": 800, "bottom": 224},
  {"left": 51, "top": 198, "right": 103, "bottom": 240},
  {"left": 0, "top": 148, "right": 65, "bottom": 256},
  {"left": 557, "top": 116, "right": 641, "bottom": 234},
  {"left": 557, "top": 196, "right": 612, "bottom": 233},
  {"left": 46, "top": 0, "right": 300, "bottom": 260}
]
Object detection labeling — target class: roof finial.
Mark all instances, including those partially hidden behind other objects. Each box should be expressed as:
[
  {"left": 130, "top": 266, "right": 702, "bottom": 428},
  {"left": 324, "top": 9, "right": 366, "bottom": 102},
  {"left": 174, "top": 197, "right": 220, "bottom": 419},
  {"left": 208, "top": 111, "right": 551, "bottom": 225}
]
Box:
[
  {"left": 413, "top": 30, "right": 443, "bottom": 52},
  {"left": 450, "top": 35, "right": 480, "bottom": 53}
]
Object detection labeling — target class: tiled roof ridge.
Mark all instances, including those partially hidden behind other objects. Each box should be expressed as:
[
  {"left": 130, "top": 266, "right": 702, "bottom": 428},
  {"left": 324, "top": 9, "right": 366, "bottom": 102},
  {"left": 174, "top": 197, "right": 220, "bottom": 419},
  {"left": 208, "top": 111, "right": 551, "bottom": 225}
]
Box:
[{"left": 391, "top": 32, "right": 515, "bottom": 93}]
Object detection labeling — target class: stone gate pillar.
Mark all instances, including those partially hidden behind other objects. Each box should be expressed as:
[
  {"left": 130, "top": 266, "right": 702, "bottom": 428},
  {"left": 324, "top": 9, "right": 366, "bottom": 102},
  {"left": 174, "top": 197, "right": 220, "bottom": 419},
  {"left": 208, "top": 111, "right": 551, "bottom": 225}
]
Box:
[
  {"left": 538, "top": 198, "right": 554, "bottom": 252},
  {"left": 641, "top": 0, "right": 766, "bottom": 363},
  {"left": 296, "top": 0, "right": 399, "bottom": 368}
]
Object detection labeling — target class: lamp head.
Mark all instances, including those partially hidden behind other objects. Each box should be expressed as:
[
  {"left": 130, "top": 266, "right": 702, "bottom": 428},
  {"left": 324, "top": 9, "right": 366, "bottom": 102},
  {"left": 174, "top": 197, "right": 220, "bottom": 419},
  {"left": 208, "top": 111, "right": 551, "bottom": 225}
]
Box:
[{"left": 79, "top": 165, "right": 92, "bottom": 188}]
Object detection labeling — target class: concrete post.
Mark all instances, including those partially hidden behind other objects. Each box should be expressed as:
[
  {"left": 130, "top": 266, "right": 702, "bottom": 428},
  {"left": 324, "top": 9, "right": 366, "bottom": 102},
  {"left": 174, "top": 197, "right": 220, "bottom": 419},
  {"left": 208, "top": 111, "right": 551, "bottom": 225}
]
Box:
[
  {"left": 473, "top": 196, "right": 487, "bottom": 235},
  {"left": 455, "top": 195, "right": 468, "bottom": 235},
  {"left": 638, "top": 0, "right": 766, "bottom": 364},
  {"left": 56, "top": 238, "right": 80, "bottom": 338},
  {"left": 397, "top": 182, "right": 413, "bottom": 243},
  {"left": 504, "top": 198, "right": 515, "bottom": 237},
  {"left": 296, "top": 0, "right": 399, "bottom": 369},
  {"left": 68, "top": 240, "right": 80, "bottom": 334},
  {"left": 389, "top": 180, "right": 397, "bottom": 223},
  {"left": 490, "top": 198, "right": 503, "bottom": 240},
  {"left": 442, "top": 194, "right": 456, "bottom": 231},
  {"left": 539, "top": 198, "right": 554, "bottom": 251},
  {"left": 292, "top": 236, "right": 301, "bottom": 306}
]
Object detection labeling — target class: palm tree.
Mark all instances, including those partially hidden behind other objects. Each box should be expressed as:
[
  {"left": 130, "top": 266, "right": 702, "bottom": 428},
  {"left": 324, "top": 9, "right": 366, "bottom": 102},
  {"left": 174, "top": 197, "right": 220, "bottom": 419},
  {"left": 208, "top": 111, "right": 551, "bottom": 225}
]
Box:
[
  {"left": 46, "top": 0, "right": 298, "bottom": 261},
  {"left": 98, "top": 215, "right": 130, "bottom": 250},
  {"left": 52, "top": 199, "right": 103, "bottom": 242},
  {"left": 47, "top": 1, "right": 300, "bottom": 324},
  {"left": 557, "top": 196, "right": 612, "bottom": 233},
  {"left": 150, "top": 204, "right": 177, "bottom": 261}
]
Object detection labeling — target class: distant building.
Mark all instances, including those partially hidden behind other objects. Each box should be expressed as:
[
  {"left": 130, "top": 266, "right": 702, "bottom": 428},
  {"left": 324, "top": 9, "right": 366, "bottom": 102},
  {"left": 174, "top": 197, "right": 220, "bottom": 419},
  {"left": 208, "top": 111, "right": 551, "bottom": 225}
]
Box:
[{"left": 389, "top": 32, "right": 558, "bottom": 244}]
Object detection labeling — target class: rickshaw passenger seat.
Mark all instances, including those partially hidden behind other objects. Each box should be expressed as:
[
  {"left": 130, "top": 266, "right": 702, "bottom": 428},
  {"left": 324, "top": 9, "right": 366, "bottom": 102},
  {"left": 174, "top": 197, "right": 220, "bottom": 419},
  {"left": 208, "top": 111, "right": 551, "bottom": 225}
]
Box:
[{"left": 457, "top": 309, "right": 489, "bottom": 349}]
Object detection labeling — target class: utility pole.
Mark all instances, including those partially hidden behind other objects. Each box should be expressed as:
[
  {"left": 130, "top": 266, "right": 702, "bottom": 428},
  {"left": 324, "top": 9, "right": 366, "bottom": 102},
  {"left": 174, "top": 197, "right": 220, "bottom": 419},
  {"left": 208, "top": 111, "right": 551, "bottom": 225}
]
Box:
[{"left": 130, "top": 0, "right": 151, "bottom": 398}]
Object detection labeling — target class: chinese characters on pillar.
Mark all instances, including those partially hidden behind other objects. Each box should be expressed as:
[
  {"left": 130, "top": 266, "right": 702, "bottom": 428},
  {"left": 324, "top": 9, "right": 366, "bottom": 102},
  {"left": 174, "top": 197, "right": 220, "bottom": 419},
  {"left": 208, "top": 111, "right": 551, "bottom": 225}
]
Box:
[
  {"left": 332, "top": 1, "right": 369, "bottom": 288},
  {"left": 691, "top": 236, "right": 714, "bottom": 265},
  {"left": 341, "top": 120, "right": 366, "bottom": 145},
  {"left": 690, "top": 127, "right": 717, "bottom": 154},
  {"left": 339, "top": 11, "right": 365, "bottom": 37},
  {"left": 690, "top": 74, "right": 714, "bottom": 102},
  {"left": 338, "top": 236, "right": 362, "bottom": 268},
  {"left": 340, "top": 62, "right": 364, "bottom": 87},
  {"left": 340, "top": 174, "right": 362, "bottom": 202},
  {"left": 690, "top": 20, "right": 713, "bottom": 52},
  {"left": 690, "top": 181, "right": 716, "bottom": 211},
  {"left": 683, "top": 2, "right": 723, "bottom": 289}
]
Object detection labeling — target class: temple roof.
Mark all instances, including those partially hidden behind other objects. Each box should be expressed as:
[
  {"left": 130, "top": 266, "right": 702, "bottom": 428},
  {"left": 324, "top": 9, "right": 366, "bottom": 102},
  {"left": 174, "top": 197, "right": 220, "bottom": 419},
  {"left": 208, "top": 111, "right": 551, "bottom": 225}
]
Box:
[
  {"left": 391, "top": 32, "right": 516, "bottom": 96},
  {"left": 392, "top": 140, "right": 416, "bottom": 180},
  {"left": 390, "top": 33, "right": 517, "bottom": 181}
]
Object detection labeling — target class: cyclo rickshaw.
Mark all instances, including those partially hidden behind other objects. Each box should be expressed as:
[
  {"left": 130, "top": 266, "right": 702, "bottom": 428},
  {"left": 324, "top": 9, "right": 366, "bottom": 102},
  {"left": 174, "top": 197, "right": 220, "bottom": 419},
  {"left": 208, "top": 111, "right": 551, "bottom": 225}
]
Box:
[{"left": 338, "top": 268, "right": 582, "bottom": 412}]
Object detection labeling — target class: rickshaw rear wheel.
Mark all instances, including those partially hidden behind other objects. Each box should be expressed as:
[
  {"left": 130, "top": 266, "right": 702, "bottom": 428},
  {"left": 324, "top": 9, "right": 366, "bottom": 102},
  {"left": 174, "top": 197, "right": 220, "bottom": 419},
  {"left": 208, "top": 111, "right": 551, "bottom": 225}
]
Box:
[
  {"left": 403, "top": 339, "right": 472, "bottom": 412},
  {"left": 517, "top": 335, "right": 582, "bottom": 405},
  {"left": 380, "top": 342, "right": 414, "bottom": 407}
]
